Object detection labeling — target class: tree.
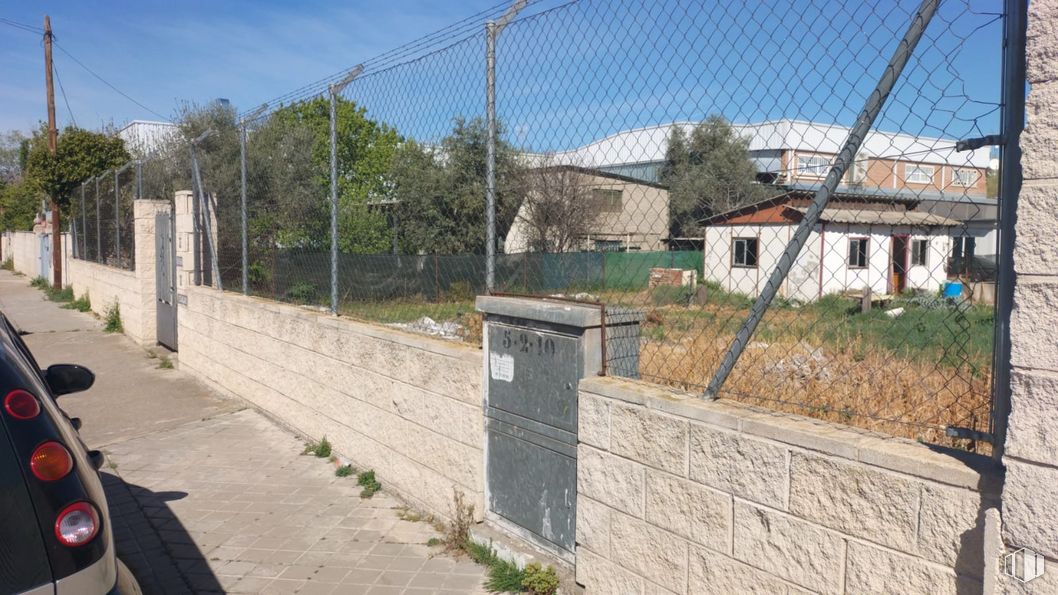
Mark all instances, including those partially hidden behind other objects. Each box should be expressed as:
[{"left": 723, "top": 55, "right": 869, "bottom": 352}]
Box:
[
  {"left": 0, "top": 179, "right": 41, "bottom": 232},
  {"left": 660, "top": 115, "right": 766, "bottom": 238},
  {"left": 390, "top": 117, "right": 523, "bottom": 254},
  {"left": 0, "top": 131, "right": 26, "bottom": 183},
  {"left": 24, "top": 126, "right": 129, "bottom": 285},
  {"left": 512, "top": 162, "right": 601, "bottom": 253}
]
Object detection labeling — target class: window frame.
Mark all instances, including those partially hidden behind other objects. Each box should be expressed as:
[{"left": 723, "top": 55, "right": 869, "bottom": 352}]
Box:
[
  {"left": 591, "top": 188, "right": 623, "bottom": 213},
  {"left": 904, "top": 164, "right": 935, "bottom": 184},
  {"left": 796, "top": 154, "right": 831, "bottom": 178},
  {"left": 731, "top": 236, "right": 759, "bottom": 269},
  {"left": 951, "top": 168, "right": 978, "bottom": 187},
  {"left": 847, "top": 237, "right": 870, "bottom": 269},
  {"left": 910, "top": 238, "right": 929, "bottom": 267}
]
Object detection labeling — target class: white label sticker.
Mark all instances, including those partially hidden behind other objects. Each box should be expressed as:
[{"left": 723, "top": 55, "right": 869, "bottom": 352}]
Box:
[{"left": 490, "top": 352, "right": 515, "bottom": 382}]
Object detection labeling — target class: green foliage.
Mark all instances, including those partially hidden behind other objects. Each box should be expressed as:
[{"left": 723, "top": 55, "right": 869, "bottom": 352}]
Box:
[
  {"left": 426, "top": 537, "right": 443, "bottom": 547},
  {"left": 303, "top": 436, "right": 332, "bottom": 458},
  {"left": 29, "top": 277, "right": 74, "bottom": 303},
  {"left": 391, "top": 118, "right": 523, "bottom": 254},
  {"left": 466, "top": 540, "right": 526, "bottom": 593},
  {"left": 357, "top": 469, "right": 381, "bottom": 498},
  {"left": 284, "top": 282, "right": 319, "bottom": 304},
  {"left": 103, "top": 303, "right": 123, "bottom": 333},
  {"left": 661, "top": 115, "right": 768, "bottom": 238},
  {"left": 335, "top": 464, "right": 355, "bottom": 477},
  {"left": 157, "top": 357, "right": 174, "bottom": 370},
  {"left": 30, "top": 276, "right": 49, "bottom": 289},
  {"left": 24, "top": 126, "right": 129, "bottom": 211},
  {"left": 0, "top": 178, "right": 42, "bottom": 231},
  {"left": 1, "top": 257, "right": 13, "bottom": 271},
  {"left": 62, "top": 292, "right": 91, "bottom": 312},
  {"left": 521, "top": 562, "right": 560, "bottom": 595}
]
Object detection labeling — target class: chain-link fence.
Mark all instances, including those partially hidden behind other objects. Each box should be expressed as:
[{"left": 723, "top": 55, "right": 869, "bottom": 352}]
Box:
[{"left": 184, "top": 0, "right": 1010, "bottom": 451}]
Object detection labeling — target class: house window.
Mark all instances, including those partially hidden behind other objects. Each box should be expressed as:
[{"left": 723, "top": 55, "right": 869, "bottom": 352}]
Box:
[
  {"left": 910, "top": 239, "right": 929, "bottom": 266},
  {"left": 797, "top": 155, "right": 831, "bottom": 177},
  {"left": 950, "top": 236, "right": 976, "bottom": 275},
  {"left": 905, "top": 164, "right": 935, "bottom": 184},
  {"left": 951, "top": 168, "right": 978, "bottom": 187},
  {"left": 591, "top": 188, "right": 623, "bottom": 213},
  {"left": 594, "top": 240, "right": 625, "bottom": 253},
  {"left": 732, "top": 237, "right": 758, "bottom": 268},
  {"left": 848, "top": 238, "right": 869, "bottom": 269}
]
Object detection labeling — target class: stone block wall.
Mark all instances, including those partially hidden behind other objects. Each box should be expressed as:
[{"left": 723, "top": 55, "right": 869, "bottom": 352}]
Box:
[
  {"left": 576, "top": 376, "right": 1000, "bottom": 594},
  {"left": 175, "top": 286, "right": 485, "bottom": 522},
  {"left": 999, "top": 0, "right": 1058, "bottom": 591},
  {"left": 2, "top": 231, "right": 50, "bottom": 279}
]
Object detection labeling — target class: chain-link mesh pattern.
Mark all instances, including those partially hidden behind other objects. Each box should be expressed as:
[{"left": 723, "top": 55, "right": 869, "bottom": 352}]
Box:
[
  {"left": 71, "top": 164, "right": 141, "bottom": 270},
  {"left": 190, "top": 0, "right": 1006, "bottom": 450}
]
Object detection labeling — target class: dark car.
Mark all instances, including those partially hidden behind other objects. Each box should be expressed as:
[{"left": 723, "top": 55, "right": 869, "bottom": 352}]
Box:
[{"left": 0, "top": 313, "right": 139, "bottom": 595}]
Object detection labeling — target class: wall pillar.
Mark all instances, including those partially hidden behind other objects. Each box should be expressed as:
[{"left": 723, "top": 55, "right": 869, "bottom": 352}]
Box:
[
  {"left": 131, "top": 199, "right": 172, "bottom": 346},
  {"left": 999, "top": 0, "right": 1058, "bottom": 591}
]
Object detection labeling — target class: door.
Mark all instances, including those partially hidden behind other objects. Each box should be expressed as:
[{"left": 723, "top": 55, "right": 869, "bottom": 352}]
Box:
[
  {"left": 890, "top": 235, "right": 908, "bottom": 294},
  {"left": 39, "top": 234, "right": 51, "bottom": 282},
  {"left": 485, "top": 322, "right": 579, "bottom": 560},
  {"left": 155, "top": 211, "right": 178, "bottom": 350}
]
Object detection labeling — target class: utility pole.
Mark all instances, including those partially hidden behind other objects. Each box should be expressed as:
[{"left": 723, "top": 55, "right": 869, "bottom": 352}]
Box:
[{"left": 44, "top": 15, "right": 62, "bottom": 290}]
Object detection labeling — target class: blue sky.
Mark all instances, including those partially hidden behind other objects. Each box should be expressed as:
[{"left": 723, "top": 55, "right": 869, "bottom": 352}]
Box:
[
  {"left": 2, "top": 0, "right": 1005, "bottom": 154},
  {"left": 0, "top": 0, "right": 506, "bottom": 132}
]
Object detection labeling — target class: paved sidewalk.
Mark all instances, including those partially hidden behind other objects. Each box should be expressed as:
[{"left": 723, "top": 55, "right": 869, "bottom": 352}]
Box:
[{"left": 0, "top": 272, "right": 486, "bottom": 594}]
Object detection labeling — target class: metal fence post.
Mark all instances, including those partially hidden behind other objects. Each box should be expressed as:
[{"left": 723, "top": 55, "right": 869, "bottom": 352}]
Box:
[
  {"left": 328, "top": 66, "right": 364, "bottom": 315},
  {"left": 703, "top": 0, "right": 941, "bottom": 399},
  {"left": 190, "top": 131, "right": 222, "bottom": 291},
  {"left": 79, "top": 182, "right": 86, "bottom": 259},
  {"left": 95, "top": 176, "right": 101, "bottom": 263},
  {"left": 485, "top": 20, "right": 498, "bottom": 293},
  {"left": 240, "top": 121, "right": 249, "bottom": 295},
  {"left": 135, "top": 160, "right": 142, "bottom": 200},
  {"left": 483, "top": 1, "right": 526, "bottom": 294},
  {"left": 113, "top": 168, "right": 120, "bottom": 265},
  {"left": 989, "top": 0, "right": 1027, "bottom": 460}
]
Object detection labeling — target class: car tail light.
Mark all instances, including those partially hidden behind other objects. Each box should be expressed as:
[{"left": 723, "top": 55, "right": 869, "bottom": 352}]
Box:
[
  {"left": 30, "top": 441, "right": 73, "bottom": 481},
  {"left": 55, "top": 502, "right": 99, "bottom": 546},
  {"left": 4, "top": 389, "right": 40, "bottom": 420}
]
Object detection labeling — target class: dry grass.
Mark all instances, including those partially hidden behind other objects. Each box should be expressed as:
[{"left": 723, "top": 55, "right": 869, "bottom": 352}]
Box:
[{"left": 639, "top": 304, "right": 992, "bottom": 452}]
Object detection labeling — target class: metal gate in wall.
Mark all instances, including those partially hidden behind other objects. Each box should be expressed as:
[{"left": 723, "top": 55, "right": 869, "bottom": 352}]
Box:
[
  {"left": 155, "top": 211, "right": 178, "bottom": 350},
  {"left": 39, "top": 234, "right": 51, "bottom": 281}
]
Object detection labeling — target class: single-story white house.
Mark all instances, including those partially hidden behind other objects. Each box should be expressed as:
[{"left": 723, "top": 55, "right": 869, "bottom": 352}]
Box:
[{"left": 701, "top": 190, "right": 996, "bottom": 301}]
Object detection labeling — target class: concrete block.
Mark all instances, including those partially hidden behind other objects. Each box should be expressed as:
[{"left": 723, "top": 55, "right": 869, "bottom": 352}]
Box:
[
  {"left": 845, "top": 541, "right": 972, "bottom": 595},
  {"left": 575, "top": 547, "right": 644, "bottom": 594},
  {"left": 688, "top": 545, "right": 798, "bottom": 595},
  {"left": 1027, "top": 0, "right": 1058, "bottom": 84},
  {"left": 732, "top": 501, "right": 844, "bottom": 594},
  {"left": 1002, "top": 459, "right": 1058, "bottom": 559},
  {"left": 610, "top": 512, "right": 688, "bottom": 593},
  {"left": 1022, "top": 120, "right": 1058, "bottom": 181},
  {"left": 1010, "top": 277, "right": 1058, "bottom": 373},
  {"left": 918, "top": 484, "right": 987, "bottom": 575},
  {"left": 644, "top": 470, "right": 730, "bottom": 550},
  {"left": 788, "top": 452, "right": 918, "bottom": 551},
  {"left": 610, "top": 402, "right": 688, "bottom": 475},
  {"left": 576, "top": 496, "right": 611, "bottom": 557},
  {"left": 1006, "top": 369, "right": 1058, "bottom": 463},
  {"left": 688, "top": 425, "right": 788, "bottom": 509},
  {"left": 577, "top": 445, "right": 645, "bottom": 517},
  {"left": 578, "top": 393, "right": 610, "bottom": 449},
  {"left": 1013, "top": 182, "right": 1058, "bottom": 275}
]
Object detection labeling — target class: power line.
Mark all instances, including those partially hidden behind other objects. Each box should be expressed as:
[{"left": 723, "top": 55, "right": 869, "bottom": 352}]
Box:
[
  {"left": 0, "top": 16, "right": 43, "bottom": 34},
  {"left": 53, "top": 60, "right": 77, "bottom": 128},
  {"left": 52, "top": 41, "right": 171, "bottom": 122}
]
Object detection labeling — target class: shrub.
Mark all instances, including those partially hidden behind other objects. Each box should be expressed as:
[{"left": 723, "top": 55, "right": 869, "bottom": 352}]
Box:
[
  {"left": 357, "top": 469, "right": 381, "bottom": 498},
  {"left": 335, "top": 464, "right": 355, "bottom": 477},
  {"left": 303, "top": 436, "right": 332, "bottom": 458},
  {"left": 522, "top": 562, "right": 560, "bottom": 595},
  {"left": 30, "top": 276, "right": 49, "bottom": 289},
  {"left": 285, "top": 282, "right": 318, "bottom": 305},
  {"left": 1, "top": 257, "right": 13, "bottom": 271},
  {"left": 63, "top": 292, "right": 91, "bottom": 312},
  {"left": 104, "top": 303, "right": 123, "bottom": 333}
]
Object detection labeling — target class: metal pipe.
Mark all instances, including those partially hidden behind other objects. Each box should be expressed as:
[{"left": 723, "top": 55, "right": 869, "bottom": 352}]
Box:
[
  {"left": 190, "top": 141, "right": 222, "bottom": 291},
  {"left": 95, "top": 176, "right": 101, "bottom": 262},
  {"left": 240, "top": 121, "right": 249, "bottom": 295},
  {"left": 79, "top": 182, "right": 86, "bottom": 259},
  {"left": 704, "top": 0, "right": 941, "bottom": 399},
  {"left": 989, "top": 0, "right": 1027, "bottom": 460},
  {"left": 114, "top": 169, "right": 120, "bottom": 265},
  {"left": 329, "top": 87, "right": 339, "bottom": 314},
  {"left": 485, "top": 20, "right": 498, "bottom": 292}
]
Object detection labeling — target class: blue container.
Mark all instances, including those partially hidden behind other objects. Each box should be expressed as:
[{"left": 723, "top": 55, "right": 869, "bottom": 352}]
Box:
[{"left": 943, "top": 281, "right": 963, "bottom": 298}]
